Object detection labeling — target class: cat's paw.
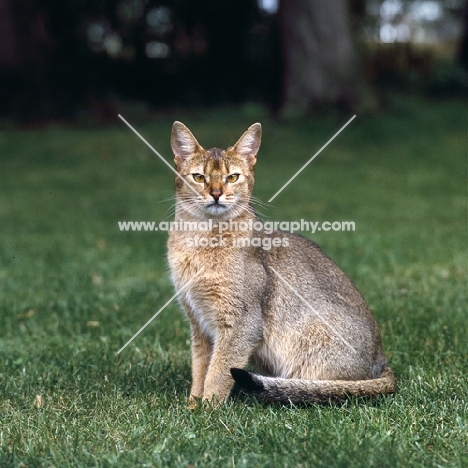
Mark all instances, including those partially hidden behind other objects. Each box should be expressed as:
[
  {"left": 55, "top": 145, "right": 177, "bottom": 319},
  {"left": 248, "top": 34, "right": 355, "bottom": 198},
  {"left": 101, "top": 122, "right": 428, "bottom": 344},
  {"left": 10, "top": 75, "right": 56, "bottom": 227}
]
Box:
[
  {"left": 188, "top": 394, "right": 202, "bottom": 410},
  {"left": 201, "top": 393, "right": 226, "bottom": 409}
]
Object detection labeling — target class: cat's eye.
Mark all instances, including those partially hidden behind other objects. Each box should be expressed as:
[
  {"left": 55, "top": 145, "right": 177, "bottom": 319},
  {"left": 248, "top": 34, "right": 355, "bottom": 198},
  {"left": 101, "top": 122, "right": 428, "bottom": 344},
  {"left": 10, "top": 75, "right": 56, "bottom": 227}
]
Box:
[
  {"left": 226, "top": 174, "right": 240, "bottom": 183},
  {"left": 192, "top": 174, "right": 205, "bottom": 183}
]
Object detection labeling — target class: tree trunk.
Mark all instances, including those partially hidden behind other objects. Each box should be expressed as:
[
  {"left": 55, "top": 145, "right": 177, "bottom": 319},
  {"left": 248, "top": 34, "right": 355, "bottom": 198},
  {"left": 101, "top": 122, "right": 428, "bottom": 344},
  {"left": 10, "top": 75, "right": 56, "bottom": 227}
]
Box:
[{"left": 279, "top": 0, "right": 363, "bottom": 115}]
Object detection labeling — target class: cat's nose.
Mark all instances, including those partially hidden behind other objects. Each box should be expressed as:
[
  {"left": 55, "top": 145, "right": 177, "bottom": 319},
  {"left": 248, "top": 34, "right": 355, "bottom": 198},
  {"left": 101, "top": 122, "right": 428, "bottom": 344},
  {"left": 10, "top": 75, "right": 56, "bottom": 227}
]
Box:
[{"left": 210, "top": 188, "right": 222, "bottom": 200}]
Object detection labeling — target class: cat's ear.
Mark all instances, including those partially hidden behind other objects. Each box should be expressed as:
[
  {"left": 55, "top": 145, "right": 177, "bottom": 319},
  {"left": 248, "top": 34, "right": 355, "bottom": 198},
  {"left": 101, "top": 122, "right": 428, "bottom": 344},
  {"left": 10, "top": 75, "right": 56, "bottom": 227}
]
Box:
[
  {"left": 171, "top": 121, "right": 204, "bottom": 166},
  {"left": 232, "top": 123, "right": 262, "bottom": 167}
]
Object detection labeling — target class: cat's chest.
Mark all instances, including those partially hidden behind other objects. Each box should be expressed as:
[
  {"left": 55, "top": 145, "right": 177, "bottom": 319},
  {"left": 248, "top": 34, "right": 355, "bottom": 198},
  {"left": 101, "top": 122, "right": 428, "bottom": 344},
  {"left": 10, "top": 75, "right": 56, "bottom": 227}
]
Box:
[
  {"left": 172, "top": 270, "right": 228, "bottom": 340},
  {"left": 168, "top": 229, "right": 240, "bottom": 277},
  {"left": 168, "top": 242, "right": 239, "bottom": 338},
  {"left": 180, "top": 286, "right": 218, "bottom": 340}
]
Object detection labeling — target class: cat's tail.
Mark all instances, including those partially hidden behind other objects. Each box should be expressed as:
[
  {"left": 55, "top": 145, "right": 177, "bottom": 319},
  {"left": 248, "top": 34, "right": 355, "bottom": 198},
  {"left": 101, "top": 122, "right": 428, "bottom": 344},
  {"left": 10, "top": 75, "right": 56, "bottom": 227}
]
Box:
[{"left": 230, "top": 366, "right": 396, "bottom": 404}]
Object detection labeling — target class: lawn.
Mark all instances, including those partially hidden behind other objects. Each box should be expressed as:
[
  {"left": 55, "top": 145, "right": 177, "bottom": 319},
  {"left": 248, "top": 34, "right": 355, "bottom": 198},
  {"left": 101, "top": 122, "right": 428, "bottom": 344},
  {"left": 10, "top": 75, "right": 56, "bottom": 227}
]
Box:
[{"left": 0, "top": 95, "right": 466, "bottom": 467}]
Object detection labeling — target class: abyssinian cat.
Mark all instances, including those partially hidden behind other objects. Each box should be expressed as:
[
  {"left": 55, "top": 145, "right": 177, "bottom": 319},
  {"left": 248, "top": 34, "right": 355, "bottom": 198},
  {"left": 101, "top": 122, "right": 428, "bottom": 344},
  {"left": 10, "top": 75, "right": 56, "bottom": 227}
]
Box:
[{"left": 167, "top": 121, "right": 396, "bottom": 405}]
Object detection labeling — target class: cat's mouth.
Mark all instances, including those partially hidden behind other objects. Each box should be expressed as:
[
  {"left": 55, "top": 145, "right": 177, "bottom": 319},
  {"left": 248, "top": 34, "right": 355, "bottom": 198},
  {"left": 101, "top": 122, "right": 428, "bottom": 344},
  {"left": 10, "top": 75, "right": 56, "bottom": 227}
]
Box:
[{"left": 205, "top": 201, "right": 232, "bottom": 215}]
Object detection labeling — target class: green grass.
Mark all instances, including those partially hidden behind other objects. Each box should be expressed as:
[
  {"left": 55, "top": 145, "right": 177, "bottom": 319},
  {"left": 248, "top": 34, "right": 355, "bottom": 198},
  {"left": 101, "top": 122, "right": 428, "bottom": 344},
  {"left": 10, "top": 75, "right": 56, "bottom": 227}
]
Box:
[{"left": 0, "top": 95, "right": 467, "bottom": 467}]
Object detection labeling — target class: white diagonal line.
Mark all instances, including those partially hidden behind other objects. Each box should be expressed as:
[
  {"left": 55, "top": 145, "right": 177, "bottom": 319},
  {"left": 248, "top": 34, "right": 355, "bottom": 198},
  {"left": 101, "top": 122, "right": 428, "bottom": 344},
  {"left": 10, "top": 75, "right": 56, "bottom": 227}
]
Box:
[
  {"left": 268, "top": 115, "right": 356, "bottom": 202},
  {"left": 116, "top": 269, "right": 204, "bottom": 354},
  {"left": 269, "top": 266, "right": 357, "bottom": 353},
  {"left": 118, "top": 114, "right": 199, "bottom": 196}
]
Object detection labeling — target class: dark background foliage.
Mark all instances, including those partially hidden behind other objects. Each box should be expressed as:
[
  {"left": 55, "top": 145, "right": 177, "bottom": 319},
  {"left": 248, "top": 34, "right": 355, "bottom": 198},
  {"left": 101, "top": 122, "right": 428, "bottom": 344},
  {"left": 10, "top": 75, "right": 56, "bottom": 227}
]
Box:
[{"left": 0, "top": 0, "right": 466, "bottom": 123}]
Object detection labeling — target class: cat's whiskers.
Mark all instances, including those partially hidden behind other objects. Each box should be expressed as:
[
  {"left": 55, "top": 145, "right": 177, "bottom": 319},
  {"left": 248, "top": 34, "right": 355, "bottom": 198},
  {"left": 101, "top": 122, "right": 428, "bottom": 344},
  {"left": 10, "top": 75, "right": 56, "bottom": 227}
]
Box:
[
  {"left": 172, "top": 193, "right": 268, "bottom": 224},
  {"left": 249, "top": 196, "right": 272, "bottom": 209},
  {"left": 174, "top": 198, "right": 201, "bottom": 217},
  {"left": 163, "top": 204, "right": 176, "bottom": 219},
  {"left": 248, "top": 205, "right": 268, "bottom": 218},
  {"left": 227, "top": 202, "right": 255, "bottom": 220},
  {"left": 235, "top": 199, "right": 263, "bottom": 217},
  {"left": 157, "top": 195, "right": 178, "bottom": 203}
]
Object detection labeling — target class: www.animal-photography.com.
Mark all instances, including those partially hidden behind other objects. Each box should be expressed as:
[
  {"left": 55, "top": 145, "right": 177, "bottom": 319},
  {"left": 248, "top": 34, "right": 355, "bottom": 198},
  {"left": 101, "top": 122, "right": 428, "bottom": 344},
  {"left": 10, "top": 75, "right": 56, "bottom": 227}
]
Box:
[{"left": 0, "top": 1, "right": 466, "bottom": 467}]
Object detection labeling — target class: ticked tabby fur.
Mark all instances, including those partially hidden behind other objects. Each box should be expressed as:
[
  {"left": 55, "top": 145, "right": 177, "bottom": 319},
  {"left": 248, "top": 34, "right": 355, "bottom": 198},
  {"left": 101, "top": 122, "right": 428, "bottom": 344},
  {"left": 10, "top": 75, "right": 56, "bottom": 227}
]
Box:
[{"left": 167, "top": 121, "right": 396, "bottom": 405}]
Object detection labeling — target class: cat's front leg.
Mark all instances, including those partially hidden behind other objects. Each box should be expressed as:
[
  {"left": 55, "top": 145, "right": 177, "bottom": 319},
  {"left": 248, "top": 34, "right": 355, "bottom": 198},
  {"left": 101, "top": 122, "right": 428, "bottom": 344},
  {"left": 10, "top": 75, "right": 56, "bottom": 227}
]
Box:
[
  {"left": 188, "top": 323, "right": 212, "bottom": 408},
  {"left": 202, "top": 327, "right": 260, "bottom": 403}
]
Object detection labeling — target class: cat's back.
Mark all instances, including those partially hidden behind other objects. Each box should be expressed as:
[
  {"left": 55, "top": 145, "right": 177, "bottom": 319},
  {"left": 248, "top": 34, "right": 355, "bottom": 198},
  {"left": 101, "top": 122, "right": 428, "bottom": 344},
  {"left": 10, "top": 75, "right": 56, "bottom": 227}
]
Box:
[
  {"left": 261, "top": 231, "right": 368, "bottom": 308},
  {"left": 259, "top": 230, "right": 382, "bottom": 343},
  {"left": 256, "top": 230, "right": 387, "bottom": 379}
]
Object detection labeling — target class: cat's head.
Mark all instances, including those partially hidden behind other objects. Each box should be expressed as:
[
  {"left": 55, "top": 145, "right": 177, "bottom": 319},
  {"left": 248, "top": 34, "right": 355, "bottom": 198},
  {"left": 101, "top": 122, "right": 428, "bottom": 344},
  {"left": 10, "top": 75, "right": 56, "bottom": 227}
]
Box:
[{"left": 170, "top": 121, "right": 261, "bottom": 219}]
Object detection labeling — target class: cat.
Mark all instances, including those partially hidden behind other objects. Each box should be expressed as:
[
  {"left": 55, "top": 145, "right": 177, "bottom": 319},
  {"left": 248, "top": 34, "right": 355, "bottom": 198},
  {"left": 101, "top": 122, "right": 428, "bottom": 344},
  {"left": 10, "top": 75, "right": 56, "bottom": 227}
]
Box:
[{"left": 167, "top": 121, "right": 396, "bottom": 405}]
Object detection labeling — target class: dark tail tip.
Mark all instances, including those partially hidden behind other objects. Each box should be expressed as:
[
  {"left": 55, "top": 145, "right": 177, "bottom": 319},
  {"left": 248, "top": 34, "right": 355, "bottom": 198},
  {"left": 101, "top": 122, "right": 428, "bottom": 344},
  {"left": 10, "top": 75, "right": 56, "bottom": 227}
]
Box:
[{"left": 230, "top": 368, "right": 264, "bottom": 392}]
